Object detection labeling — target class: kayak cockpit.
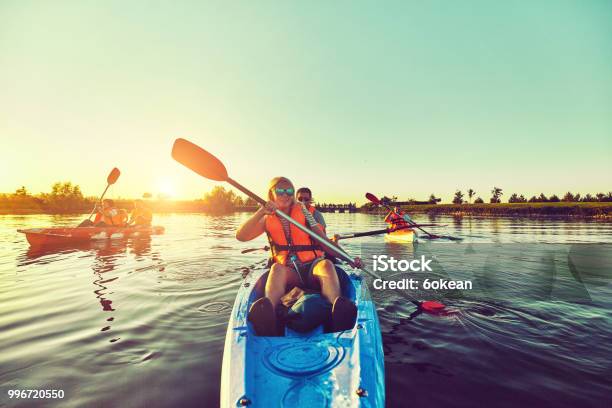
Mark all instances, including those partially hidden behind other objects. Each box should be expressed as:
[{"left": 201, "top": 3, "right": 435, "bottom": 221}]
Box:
[{"left": 248, "top": 265, "right": 357, "bottom": 337}]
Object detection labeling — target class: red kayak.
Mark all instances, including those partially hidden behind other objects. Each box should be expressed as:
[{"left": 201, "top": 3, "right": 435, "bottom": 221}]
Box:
[{"left": 18, "top": 226, "right": 165, "bottom": 247}]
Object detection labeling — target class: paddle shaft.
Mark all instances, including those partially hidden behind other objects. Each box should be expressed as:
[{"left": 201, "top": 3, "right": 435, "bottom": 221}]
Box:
[
  {"left": 227, "top": 178, "right": 421, "bottom": 306},
  {"left": 337, "top": 224, "right": 444, "bottom": 240},
  {"left": 87, "top": 183, "right": 111, "bottom": 221}
]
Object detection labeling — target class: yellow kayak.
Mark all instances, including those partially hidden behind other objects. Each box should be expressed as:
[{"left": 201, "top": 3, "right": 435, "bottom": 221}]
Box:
[{"left": 384, "top": 227, "right": 415, "bottom": 243}]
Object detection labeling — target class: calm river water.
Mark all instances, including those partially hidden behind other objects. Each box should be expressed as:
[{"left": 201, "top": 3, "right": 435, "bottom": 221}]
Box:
[{"left": 1, "top": 213, "right": 611, "bottom": 407}]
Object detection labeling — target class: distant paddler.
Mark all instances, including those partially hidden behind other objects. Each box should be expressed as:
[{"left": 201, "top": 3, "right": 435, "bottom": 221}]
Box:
[
  {"left": 128, "top": 199, "right": 153, "bottom": 226},
  {"left": 385, "top": 206, "right": 413, "bottom": 230},
  {"left": 383, "top": 206, "right": 416, "bottom": 242}
]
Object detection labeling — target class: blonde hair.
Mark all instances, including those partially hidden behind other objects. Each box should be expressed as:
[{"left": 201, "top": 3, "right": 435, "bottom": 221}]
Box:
[{"left": 267, "top": 177, "right": 294, "bottom": 200}]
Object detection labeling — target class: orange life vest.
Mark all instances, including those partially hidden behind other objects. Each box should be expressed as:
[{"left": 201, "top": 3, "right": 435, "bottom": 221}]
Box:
[
  {"left": 94, "top": 208, "right": 127, "bottom": 226},
  {"left": 265, "top": 204, "right": 324, "bottom": 265},
  {"left": 385, "top": 210, "right": 408, "bottom": 227}
]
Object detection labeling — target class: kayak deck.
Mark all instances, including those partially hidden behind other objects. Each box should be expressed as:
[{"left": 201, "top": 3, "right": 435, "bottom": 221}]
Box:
[
  {"left": 221, "top": 267, "right": 385, "bottom": 407},
  {"left": 385, "top": 227, "right": 415, "bottom": 243},
  {"left": 18, "top": 226, "right": 165, "bottom": 247}
]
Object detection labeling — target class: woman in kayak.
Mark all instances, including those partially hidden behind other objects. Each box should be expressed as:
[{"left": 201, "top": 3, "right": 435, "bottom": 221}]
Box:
[
  {"left": 128, "top": 199, "right": 153, "bottom": 226},
  {"left": 93, "top": 199, "right": 128, "bottom": 227},
  {"left": 236, "top": 177, "right": 360, "bottom": 336},
  {"left": 384, "top": 206, "right": 411, "bottom": 230}
]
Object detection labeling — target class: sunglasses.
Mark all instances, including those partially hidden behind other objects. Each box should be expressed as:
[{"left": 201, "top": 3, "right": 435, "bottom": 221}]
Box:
[
  {"left": 297, "top": 196, "right": 312, "bottom": 203},
  {"left": 274, "top": 187, "right": 295, "bottom": 196}
]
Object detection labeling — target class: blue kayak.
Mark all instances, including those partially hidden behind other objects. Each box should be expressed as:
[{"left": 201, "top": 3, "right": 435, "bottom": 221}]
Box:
[{"left": 220, "top": 266, "right": 385, "bottom": 407}]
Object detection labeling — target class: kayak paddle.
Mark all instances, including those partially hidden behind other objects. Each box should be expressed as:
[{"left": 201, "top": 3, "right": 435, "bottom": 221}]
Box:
[
  {"left": 241, "top": 246, "right": 270, "bottom": 254},
  {"left": 366, "top": 192, "right": 462, "bottom": 241},
  {"left": 171, "top": 138, "right": 445, "bottom": 312},
  {"left": 336, "top": 224, "right": 444, "bottom": 240},
  {"left": 81, "top": 168, "right": 121, "bottom": 225}
]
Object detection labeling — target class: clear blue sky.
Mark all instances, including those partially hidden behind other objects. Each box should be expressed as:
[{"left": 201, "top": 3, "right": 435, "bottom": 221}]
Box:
[{"left": 1, "top": 0, "right": 611, "bottom": 203}]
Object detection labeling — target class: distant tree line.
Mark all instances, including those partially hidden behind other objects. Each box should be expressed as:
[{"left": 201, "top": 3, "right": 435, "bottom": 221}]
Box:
[
  {"left": 0, "top": 183, "right": 93, "bottom": 213},
  {"left": 201, "top": 186, "right": 257, "bottom": 213},
  {"left": 452, "top": 187, "right": 612, "bottom": 204}
]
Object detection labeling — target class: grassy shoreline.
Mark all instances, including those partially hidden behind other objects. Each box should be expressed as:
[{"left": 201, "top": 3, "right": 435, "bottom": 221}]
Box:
[
  {"left": 2, "top": 202, "right": 611, "bottom": 219},
  {"left": 390, "top": 202, "right": 612, "bottom": 218}
]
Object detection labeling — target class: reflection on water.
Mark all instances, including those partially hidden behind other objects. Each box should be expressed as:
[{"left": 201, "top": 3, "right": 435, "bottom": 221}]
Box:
[{"left": 1, "top": 213, "right": 611, "bottom": 407}]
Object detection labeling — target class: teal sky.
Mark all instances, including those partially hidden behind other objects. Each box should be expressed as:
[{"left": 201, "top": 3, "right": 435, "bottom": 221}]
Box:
[{"left": 1, "top": 1, "right": 611, "bottom": 203}]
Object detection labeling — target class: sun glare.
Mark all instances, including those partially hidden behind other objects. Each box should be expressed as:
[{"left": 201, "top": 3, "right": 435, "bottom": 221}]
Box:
[{"left": 156, "top": 178, "right": 177, "bottom": 199}]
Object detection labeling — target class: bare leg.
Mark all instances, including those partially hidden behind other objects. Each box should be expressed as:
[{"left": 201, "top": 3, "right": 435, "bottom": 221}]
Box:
[
  {"left": 312, "top": 259, "right": 341, "bottom": 304},
  {"left": 265, "top": 262, "right": 301, "bottom": 310}
]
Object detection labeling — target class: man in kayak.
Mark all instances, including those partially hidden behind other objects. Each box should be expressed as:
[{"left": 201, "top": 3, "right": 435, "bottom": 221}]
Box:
[
  {"left": 128, "top": 199, "right": 153, "bottom": 226},
  {"left": 384, "top": 206, "right": 412, "bottom": 231},
  {"left": 93, "top": 199, "right": 127, "bottom": 227},
  {"left": 296, "top": 187, "right": 326, "bottom": 230},
  {"left": 236, "top": 177, "right": 361, "bottom": 336}
]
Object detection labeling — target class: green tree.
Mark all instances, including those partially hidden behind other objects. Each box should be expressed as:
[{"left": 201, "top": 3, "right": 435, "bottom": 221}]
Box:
[
  {"left": 582, "top": 193, "right": 595, "bottom": 202},
  {"left": 42, "top": 182, "right": 86, "bottom": 212},
  {"left": 474, "top": 197, "right": 484, "bottom": 204},
  {"left": 508, "top": 193, "right": 520, "bottom": 203},
  {"left": 490, "top": 187, "right": 503, "bottom": 203},
  {"left": 244, "top": 197, "right": 257, "bottom": 207},
  {"left": 467, "top": 189, "right": 475, "bottom": 204},
  {"left": 202, "top": 186, "right": 238, "bottom": 213},
  {"left": 452, "top": 190, "right": 464, "bottom": 204}
]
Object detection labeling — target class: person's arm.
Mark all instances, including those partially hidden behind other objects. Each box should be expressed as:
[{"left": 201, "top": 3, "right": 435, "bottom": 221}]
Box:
[
  {"left": 313, "top": 210, "right": 326, "bottom": 230},
  {"left": 383, "top": 211, "right": 393, "bottom": 223},
  {"left": 301, "top": 204, "right": 364, "bottom": 267},
  {"left": 236, "top": 205, "right": 271, "bottom": 241}
]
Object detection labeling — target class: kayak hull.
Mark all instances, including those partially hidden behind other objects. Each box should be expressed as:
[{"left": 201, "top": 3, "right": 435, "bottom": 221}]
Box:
[
  {"left": 221, "top": 267, "right": 385, "bottom": 407},
  {"left": 385, "top": 227, "right": 415, "bottom": 243},
  {"left": 18, "top": 226, "right": 165, "bottom": 247}
]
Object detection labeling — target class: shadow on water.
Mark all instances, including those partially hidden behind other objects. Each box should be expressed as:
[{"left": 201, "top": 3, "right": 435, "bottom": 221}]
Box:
[{"left": 18, "top": 237, "right": 164, "bottom": 335}]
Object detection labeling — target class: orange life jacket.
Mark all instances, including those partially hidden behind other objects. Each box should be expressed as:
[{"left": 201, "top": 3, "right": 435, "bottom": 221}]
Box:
[
  {"left": 265, "top": 204, "right": 324, "bottom": 265},
  {"left": 94, "top": 208, "right": 127, "bottom": 226},
  {"left": 385, "top": 210, "right": 408, "bottom": 227}
]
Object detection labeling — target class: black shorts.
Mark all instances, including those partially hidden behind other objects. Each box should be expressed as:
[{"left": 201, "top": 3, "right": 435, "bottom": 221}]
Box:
[{"left": 290, "top": 257, "right": 327, "bottom": 290}]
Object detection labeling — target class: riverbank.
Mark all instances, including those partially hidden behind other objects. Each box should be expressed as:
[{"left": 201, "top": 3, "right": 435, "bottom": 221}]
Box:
[
  {"left": 3, "top": 202, "right": 612, "bottom": 219},
  {"left": 0, "top": 199, "right": 208, "bottom": 215},
  {"left": 389, "top": 202, "right": 612, "bottom": 218}
]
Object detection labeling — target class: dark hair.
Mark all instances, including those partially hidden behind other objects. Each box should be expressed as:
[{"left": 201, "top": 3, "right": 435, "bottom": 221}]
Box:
[{"left": 297, "top": 187, "right": 312, "bottom": 197}]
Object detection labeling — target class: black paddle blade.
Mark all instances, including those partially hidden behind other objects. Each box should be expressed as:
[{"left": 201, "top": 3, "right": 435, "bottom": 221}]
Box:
[
  {"left": 365, "top": 192, "right": 380, "bottom": 204},
  {"left": 171, "top": 138, "right": 229, "bottom": 181},
  {"left": 107, "top": 168, "right": 120, "bottom": 185}
]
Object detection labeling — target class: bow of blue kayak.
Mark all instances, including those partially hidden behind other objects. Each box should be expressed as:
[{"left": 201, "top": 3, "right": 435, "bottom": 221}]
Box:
[{"left": 221, "top": 266, "right": 385, "bottom": 407}]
